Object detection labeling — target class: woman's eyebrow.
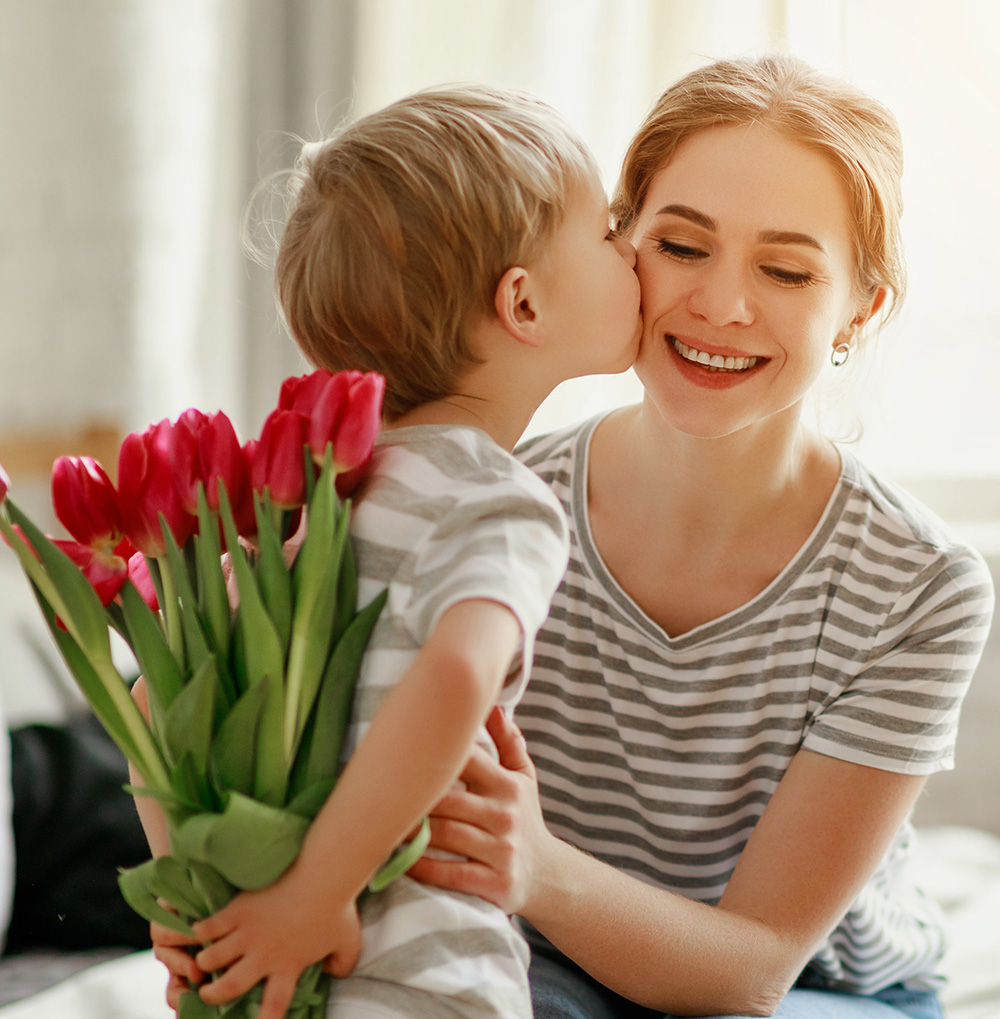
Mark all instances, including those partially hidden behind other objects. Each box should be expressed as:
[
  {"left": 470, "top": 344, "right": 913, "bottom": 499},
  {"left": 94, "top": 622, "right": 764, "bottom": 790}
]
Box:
[
  {"left": 654, "top": 204, "right": 715, "bottom": 230},
  {"left": 654, "top": 205, "right": 826, "bottom": 253},
  {"left": 758, "top": 229, "right": 825, "bottom": 251}
]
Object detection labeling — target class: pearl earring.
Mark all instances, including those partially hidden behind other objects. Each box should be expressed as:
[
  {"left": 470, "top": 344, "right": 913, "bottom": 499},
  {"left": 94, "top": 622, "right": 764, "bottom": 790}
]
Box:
[{"left": 831, "top": 343, "right": 851, "bottom": 368}]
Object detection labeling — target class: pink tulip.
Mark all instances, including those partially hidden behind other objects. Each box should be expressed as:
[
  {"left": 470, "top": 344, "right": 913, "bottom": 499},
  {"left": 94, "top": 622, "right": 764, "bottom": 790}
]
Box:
[
  {"left": 118, "top": 421, "right": 198, "bottom": 557},
  {"left": 51, "top": 456, "right": 122, "bottom": 550},
  {"left": 0, "top": 462, "right": 9, "bottom": 503},
  {"left": 53, "top": 537, "right": 131, "bottom": 608},
  {"left": 249, "top": 409, "right": 310, "bottom": 509},
  {"left": 127, "top": 549, "right": 160, "bottom": 611}
]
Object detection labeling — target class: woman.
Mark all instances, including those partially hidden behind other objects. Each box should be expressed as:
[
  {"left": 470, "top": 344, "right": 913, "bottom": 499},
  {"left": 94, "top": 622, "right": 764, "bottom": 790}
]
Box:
[{"left": 408, "top": 55, "right": 994, "bottom": 1019}]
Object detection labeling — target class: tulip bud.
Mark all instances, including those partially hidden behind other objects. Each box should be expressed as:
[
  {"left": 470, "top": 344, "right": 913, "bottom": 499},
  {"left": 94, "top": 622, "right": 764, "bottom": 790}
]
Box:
[
  {"left": 250, "top": 410, "right": 310, "bottom": 509},
  {"left": 127, "top": 548, "right": 160, "bottom": 611},
  {"left": 53, "top": 538, "right": 129, "bottom": 607},
  {"left": 118, "top": 421, "right": 198, "bottom": 558},
  {"left": 0, "top": 462, "right": 9, "bottom": 504},
  {"left": 52, "top": 456, "right": 123, "bottom": 550},
  {"left": 329, "top": 372, "right": 385, "bottom": 473}
]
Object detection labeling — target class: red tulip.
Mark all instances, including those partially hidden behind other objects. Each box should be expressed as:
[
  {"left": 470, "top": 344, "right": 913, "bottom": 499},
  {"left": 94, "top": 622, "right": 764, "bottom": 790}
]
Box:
[
  {"left": 51, "top": 456, "right": 122, "bottom": 550},
  {"left": 0, "top": 462, "right": 9, "bottom": 503},
  {"left": 172, "top": 409, "right": 249, "bottom": 516},
  {"left": 127, "top": 549, "right": 160, "bottom": 611},
  {"left": 118, "top": 421, "right": 198, "bottom": 557},
  {"left": 53, "top": 537, "right": 131, "bottom": 608},
  {"left": 279, "top": 369, "right": 384, "bottom": 474},
  {"left": 250, "top": 409, "right": 310, "bottom": 509}
]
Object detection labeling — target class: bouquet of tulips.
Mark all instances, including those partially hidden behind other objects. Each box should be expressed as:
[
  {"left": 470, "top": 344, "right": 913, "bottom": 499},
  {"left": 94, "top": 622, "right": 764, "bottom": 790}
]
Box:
[{"left": 0, "top": 369, "right": 419, "bottom": 1019}]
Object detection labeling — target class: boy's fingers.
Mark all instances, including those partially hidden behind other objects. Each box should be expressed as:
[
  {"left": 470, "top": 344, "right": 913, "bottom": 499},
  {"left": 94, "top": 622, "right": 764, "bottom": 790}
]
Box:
[
  {"left": 197, "top": 959, "right": 258, "bottom": 1006},
  {"left": 486, "top": 706, "right": 533, "bottom": 773},
  {"left": 153, "top": 943, "right": 204, "bottom": 984},
  {"left": 194, "top": 935, "right": 242, "bottom": 975},
  {"left": 150, "top": 918, "right": 199, "bottom": 948},
  {"left": 257, "top": 972, "right": 299, "bottom": 1019}
]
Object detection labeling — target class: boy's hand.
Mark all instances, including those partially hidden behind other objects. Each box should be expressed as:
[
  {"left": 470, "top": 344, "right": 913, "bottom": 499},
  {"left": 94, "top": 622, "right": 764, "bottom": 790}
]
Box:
[
  {"left": 191, "top": 866, "right": 362, "bottom": 1019},
  {"left": 149, "top": 919, "right": 204, "bottom": 1013}
]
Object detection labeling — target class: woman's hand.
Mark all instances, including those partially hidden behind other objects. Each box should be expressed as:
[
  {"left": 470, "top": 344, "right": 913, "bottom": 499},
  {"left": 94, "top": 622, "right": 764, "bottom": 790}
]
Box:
[{"left": 407, "top": 706, "right": 551, "bottom": 916}]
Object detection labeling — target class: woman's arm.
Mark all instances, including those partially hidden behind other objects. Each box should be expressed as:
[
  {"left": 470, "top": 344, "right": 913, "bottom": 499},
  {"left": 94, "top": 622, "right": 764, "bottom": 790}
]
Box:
[{"left": 413, "top": 708, "right": 926, "bottom": 1017}]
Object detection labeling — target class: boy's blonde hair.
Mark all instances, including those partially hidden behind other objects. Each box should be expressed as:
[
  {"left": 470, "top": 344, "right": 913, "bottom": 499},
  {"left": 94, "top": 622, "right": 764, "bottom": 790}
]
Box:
[
  {"left": 276, "top": 85, "right": 599, "bottom": 419},
  {"left": 612, "top": 54, "right": 906, "bottom": 334}
]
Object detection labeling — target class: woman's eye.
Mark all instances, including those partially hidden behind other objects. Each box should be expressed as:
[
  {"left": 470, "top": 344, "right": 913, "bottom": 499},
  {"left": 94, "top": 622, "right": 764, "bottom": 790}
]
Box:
[
  {"left": 763, "top": 265, "right": 815, "bottom": 288},
  {"left": 654, "top": 239, "right": 706, "bottom": 261}
]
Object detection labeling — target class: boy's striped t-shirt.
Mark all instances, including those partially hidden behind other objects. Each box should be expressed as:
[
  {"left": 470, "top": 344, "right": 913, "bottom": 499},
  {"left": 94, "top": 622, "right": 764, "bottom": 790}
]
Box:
[
  {"left": 330, "top": 423, "right": 569, "bottom": 1018},
  {"left": 514, "top": 414, "right": 994, "bottom": 994}
]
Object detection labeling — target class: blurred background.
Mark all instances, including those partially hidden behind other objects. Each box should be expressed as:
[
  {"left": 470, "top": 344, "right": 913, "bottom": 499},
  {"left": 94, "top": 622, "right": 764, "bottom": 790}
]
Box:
[{"left": 0, "top": 0, "right": 997, "bottom": 830}]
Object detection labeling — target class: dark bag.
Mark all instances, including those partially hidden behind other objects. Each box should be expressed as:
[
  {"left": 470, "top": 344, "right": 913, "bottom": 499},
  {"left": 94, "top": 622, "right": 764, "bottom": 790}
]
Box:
[{"left": 5, "top": 713, "right": 150, "bottom": 953}]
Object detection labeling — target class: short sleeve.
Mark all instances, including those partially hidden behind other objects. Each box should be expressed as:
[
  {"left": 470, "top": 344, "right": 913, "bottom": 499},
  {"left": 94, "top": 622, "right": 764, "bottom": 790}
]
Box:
[
  {"left": 803, "top": 547, "right": 995, "bottom": 774},
  {"left": 401, "top": 475, "right": 569, "bottom": 702}
]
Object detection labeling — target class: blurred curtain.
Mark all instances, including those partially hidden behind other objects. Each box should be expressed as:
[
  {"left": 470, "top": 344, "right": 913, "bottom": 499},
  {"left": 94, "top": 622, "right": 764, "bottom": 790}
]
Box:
[{"left": 2, "top": 0, "right": 995, "bottom": 481}]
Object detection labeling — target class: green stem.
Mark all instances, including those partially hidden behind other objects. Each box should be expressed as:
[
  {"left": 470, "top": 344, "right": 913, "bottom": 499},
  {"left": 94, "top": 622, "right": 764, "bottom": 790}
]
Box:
[{"left": 159, "top": 556, "right": 185, "bottom": 664}]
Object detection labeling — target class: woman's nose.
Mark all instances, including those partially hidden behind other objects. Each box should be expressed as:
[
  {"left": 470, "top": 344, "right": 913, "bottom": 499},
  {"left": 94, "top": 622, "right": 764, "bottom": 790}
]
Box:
[{"left": 687, "top": 263, "right": 754, "bottom": 327}]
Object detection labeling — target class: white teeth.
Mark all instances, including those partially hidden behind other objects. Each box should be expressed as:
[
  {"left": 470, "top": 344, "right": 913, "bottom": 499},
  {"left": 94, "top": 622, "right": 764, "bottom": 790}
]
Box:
[{"left": 672, "top": 338, "right": 759, "bottom": 372}]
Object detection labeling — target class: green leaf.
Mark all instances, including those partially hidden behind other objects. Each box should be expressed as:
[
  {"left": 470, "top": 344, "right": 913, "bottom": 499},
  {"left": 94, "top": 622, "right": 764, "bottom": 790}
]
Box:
[
  {"left": 177, "top": 992, "right": 219, "bottom": 1019},
  {"left": 196, "top": 487, "right": 232, "bottom": 662},
  {"left": 331, "top": 503, "right": 356, "bottom": 644},
  {"left": 172, "top": 792, "right": 309, "bottom": 889},
  {"left": 2, "top": 500, "right": 110, "bottom": 657},
  {"left": 118, "top": 859, "right": 196, "bottom": 936},
  {"left": 298, "top": 589, "right": 387, "bottom": 792},
  {"left": 170, "top": 751, "right": 218, "bottom": 814},
  {"left": 187, "top": 859, "right": 235, "bottom": 915},
  {"left": 164, "top": 655, "right": 219, "bottom": 774},
  {"left": 253, "top": 492, "right": 293, "bottom": 652},
  {"left": 368, "top": 817, "right": 431, "bottom": 893},
  {"left": 208, "top": 679, "right": 268, "bottom": 798},
  {"left": 146, "top": 855, "right": 210, "bottom": 920},
  {"left": 162, "top": 525, "right": 213, "bottom": 674},
  {"left": 217, "top": 489, "right": 285, "bottom": 706},
  {"left": 284, "top": 460, "right": 346, "bottom": 758},
  {"left": 120, "top": 579, "right": 185, "bottom": 720},
  {"left": 28, "top": 582, "right": 170, "bottom": 793},
  {"left": 284, "top": 778, "right": 335, "bottom": 821}
]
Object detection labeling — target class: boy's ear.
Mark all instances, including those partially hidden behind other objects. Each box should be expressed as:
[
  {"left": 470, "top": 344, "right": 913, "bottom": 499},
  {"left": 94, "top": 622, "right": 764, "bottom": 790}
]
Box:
[{"left": 493, "top": 266, "right": 546, "bottom": 348}]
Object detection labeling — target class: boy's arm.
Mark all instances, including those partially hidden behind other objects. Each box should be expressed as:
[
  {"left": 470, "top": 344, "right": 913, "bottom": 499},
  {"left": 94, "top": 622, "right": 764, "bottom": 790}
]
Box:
[{"left": 192, "top": 597, "right": 522, "bottom": 1019}]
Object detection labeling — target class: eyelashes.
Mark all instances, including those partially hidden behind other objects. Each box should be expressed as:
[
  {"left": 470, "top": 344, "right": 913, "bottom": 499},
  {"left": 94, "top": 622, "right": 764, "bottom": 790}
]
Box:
[{"left": 653, "top": 238, "right": 816, "bottom": 289}]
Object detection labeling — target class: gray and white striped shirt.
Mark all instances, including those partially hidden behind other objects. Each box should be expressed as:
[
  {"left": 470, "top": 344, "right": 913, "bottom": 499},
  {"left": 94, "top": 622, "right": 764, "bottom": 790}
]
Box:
[
  {"left": 330, "top": 423, "right": 569, "bottom": 1018},
  {"left": 515, "top": 414, "right": 994, "bottom": 995}
]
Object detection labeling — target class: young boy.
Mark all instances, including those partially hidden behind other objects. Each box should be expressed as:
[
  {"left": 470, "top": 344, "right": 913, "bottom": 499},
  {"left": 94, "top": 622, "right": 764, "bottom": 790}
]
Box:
[{"left": 160, "top": 85, "right": 639, "bottom": 1019}]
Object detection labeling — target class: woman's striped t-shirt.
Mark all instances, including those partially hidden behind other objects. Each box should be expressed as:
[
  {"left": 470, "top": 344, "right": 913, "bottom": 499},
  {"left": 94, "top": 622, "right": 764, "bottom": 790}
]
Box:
[{"left": 514, "top": 415, "right": 994, "bottom": 994}]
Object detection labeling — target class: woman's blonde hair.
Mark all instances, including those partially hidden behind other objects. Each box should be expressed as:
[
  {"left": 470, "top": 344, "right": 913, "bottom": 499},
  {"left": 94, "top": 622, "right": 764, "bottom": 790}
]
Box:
[
  {"left": 274, "top": 85, "right": 598, "bottom": 419},
  {"left": 612, "top": 54, "right": 906, "bottom": 330}
]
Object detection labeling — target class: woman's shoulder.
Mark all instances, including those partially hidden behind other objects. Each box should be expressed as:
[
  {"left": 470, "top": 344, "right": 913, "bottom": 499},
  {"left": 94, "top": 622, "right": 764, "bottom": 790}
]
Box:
[
  {"left": 836, "top": 449, "right": 994, "bottom": 596},
  {"left": 515, "top": 413, "right": 604, "bottom": 480}
]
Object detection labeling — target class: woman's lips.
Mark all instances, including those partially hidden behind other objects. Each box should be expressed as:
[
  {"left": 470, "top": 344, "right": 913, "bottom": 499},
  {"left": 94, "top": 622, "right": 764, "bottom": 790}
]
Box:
[{"left": 667, "top": 336, "right": 768, "bottom": 388}]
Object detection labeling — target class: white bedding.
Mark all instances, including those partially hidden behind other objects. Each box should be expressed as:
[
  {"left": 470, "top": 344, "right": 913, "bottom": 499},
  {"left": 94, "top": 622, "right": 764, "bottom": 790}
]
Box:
[{"left": 1, "top": 826, "right": 998, "bottom": 1019}]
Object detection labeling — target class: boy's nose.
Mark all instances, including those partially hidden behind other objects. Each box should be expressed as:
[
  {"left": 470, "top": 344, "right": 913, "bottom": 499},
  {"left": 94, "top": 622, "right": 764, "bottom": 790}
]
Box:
[{"left": 614, "top": 234, "right": 637, "bottom": 268}]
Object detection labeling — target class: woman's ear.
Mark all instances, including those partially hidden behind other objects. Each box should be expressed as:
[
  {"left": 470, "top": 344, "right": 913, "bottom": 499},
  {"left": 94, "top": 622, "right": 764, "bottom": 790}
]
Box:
[
  {"left": 493, "top": 266, "right": 546, "bottom": 348},
  {"left": 837, "top": 285, "right": 888, "bottom": 344}
]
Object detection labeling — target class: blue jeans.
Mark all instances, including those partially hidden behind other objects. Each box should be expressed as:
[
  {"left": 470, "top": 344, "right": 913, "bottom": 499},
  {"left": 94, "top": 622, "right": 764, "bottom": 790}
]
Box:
[{"left": 529, "top": 950, "right": 943, "bottom": 1019}]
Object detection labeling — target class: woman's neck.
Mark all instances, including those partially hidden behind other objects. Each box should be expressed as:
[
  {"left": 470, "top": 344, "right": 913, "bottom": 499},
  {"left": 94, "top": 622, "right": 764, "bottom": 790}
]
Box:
[{"left": 586, "top": 401, "right": 841, "bottom": 636}]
